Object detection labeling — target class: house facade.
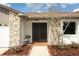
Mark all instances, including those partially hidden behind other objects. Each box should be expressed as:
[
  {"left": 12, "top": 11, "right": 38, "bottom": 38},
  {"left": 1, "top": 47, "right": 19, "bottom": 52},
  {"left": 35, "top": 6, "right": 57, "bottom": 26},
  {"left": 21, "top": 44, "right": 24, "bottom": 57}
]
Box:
[{"left": 0, "top": 4, "right": 79, "bottom": 47}]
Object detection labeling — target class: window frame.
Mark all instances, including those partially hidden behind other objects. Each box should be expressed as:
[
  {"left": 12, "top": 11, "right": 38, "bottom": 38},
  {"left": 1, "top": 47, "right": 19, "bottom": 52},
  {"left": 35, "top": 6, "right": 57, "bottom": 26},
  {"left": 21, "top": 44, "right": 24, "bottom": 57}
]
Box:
[
  {"left": 62, "top": 20, "right": 77, "bottom": 36},
  {"left": 63, "top": 22, "right": 76, "bottom": 34}
]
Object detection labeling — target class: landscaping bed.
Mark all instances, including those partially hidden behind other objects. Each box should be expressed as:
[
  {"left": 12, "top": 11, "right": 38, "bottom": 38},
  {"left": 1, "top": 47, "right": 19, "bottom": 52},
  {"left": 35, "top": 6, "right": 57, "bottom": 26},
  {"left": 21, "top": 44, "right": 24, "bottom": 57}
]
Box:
[
  {"left": 48, "top": 45, "right": 79, "bottom": 56},
  {"left": 2, "top": 44, "right": 32, "bottom": 56}
]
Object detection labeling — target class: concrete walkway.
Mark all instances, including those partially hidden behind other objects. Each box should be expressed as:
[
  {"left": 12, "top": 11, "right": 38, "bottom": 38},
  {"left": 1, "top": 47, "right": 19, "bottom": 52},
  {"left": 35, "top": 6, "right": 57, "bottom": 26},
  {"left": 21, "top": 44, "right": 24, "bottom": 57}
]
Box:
[
  {"left": 0, "top": 48, "right": 9, "bottom": 55},
  {"left": 29, "top": 46, "right": 49, "bottom": 56}
]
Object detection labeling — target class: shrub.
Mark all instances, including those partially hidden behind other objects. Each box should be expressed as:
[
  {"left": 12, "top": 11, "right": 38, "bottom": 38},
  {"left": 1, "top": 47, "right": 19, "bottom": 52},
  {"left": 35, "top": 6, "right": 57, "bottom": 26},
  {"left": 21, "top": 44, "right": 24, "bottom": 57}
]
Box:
[{"left": 70, "top": 42, "right": 79, "bottom": 48}]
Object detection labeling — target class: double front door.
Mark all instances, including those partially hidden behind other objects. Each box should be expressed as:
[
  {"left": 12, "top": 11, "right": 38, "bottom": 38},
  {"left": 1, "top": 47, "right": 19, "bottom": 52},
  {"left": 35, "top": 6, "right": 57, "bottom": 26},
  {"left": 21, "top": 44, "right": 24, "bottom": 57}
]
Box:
[{"left": 32, "top": 23, "right": 47, "bottom": 42}]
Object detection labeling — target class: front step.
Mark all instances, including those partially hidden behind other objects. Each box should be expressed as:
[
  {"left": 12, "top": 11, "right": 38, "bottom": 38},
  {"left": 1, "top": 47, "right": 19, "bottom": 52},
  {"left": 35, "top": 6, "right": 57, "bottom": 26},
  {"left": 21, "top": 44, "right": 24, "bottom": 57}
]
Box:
[{"left": 33, "top": 42, "right": 48, "bottom": 46}]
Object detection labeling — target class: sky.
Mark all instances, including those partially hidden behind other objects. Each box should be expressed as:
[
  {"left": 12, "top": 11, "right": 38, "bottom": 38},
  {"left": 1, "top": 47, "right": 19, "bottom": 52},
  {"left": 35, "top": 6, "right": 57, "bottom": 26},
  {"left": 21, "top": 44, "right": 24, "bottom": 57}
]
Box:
[{"left": 1, "top": 3, "right": 79, "bottom": 13}]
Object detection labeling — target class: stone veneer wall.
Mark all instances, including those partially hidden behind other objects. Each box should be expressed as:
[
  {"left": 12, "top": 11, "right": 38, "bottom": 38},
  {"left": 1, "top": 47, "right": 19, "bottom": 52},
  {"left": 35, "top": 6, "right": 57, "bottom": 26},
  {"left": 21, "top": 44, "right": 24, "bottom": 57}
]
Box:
[
  {"left": 49, "top": 18, "right": 62, "bottom": 45},
  {"left": 9, "top": 11, "right": 21, "bottom": 47}
]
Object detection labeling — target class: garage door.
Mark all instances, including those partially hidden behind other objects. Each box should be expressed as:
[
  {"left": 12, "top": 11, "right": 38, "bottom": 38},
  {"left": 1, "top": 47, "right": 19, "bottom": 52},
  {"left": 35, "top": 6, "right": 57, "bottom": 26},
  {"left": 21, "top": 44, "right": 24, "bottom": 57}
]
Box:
[{"left": 0, "top": 25, "right": 9, "bottom": 47}]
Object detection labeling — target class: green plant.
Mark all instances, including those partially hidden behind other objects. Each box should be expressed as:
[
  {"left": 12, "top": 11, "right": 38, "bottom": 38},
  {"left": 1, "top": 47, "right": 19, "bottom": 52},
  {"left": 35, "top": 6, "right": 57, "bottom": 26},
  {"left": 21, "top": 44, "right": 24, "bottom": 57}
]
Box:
[
  {"left": 71, "top": 42, "right": 79, "bottom": 48},
  {"left": 58, "top": 45, "right": 65, "bottom": 49},
  {"left": 11, "top": 45, "right": 22, "bottom": 52},
  {"left": 24, "top": 35, "right": 31, "bottom": 39}
]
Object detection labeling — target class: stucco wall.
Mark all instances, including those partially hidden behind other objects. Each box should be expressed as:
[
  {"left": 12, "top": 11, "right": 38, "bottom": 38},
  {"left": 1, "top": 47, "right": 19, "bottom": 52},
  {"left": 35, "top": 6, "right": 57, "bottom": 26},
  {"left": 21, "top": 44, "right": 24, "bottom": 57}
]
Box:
[
  {"left": 25, "top": 20, "right": 32, "bottom": 43},
  {"left": 0, "top": 6, "right": 9, "bottom": 25}
]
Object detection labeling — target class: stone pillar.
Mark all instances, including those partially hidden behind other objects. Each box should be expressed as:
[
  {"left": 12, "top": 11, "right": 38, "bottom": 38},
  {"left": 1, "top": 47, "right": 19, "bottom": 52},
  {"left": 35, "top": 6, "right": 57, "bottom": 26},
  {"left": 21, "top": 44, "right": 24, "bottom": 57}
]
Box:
[
  {"left": 9, "top": 11, "right": 20, "bottom": 47},
  {"left": 49, "top": 17, "right": 62, "bottom": 45}
]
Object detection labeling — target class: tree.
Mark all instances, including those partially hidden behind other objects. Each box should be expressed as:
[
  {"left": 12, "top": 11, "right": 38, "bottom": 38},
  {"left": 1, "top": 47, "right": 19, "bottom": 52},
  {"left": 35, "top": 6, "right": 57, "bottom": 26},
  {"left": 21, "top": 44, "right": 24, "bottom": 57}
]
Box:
[{"left": 48, "top": 5, "right": 71, "bottom": 49}]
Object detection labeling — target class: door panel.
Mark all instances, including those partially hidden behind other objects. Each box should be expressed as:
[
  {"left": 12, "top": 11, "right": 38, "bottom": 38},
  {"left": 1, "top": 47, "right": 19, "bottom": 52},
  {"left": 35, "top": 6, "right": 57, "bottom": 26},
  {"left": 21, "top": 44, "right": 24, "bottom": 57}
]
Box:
[
  {"left": 32, "top": 23, "right": 47, "bottom": 42},
  {"left": 0, "top": 26, "right": 9, "bottom": 47}
]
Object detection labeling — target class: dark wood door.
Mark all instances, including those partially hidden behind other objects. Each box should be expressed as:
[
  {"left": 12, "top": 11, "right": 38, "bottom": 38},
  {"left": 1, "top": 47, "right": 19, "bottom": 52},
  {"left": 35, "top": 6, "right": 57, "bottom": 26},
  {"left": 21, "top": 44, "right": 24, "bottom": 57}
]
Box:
[{"left": 32, "top": 23, "right": 47, "bottom": 42}]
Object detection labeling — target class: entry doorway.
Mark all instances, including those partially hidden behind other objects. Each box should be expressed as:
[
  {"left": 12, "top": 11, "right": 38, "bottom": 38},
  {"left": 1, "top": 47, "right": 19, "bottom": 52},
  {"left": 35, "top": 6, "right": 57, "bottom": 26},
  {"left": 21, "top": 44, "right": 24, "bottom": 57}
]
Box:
[{"left": 32, "top": 23, "right": 47, "bottom": 42}]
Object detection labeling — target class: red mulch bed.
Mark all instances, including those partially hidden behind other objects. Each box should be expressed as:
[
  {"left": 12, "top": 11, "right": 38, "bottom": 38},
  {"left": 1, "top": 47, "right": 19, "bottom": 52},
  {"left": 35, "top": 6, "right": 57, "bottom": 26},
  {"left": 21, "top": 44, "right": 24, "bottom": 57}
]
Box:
[
  {"left": 2, "top": 45, "right": 32, "bottom": 56},
  {"left": 48, "top": 45, "right": 79, "bottom": 56}
]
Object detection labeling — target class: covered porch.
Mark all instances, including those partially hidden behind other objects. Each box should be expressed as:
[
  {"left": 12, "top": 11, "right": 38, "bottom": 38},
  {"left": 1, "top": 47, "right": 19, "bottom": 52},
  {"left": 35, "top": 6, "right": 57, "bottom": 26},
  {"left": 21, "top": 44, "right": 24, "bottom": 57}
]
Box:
[{"left": 20, "top": 16, "right": 50, "bottom": 44}]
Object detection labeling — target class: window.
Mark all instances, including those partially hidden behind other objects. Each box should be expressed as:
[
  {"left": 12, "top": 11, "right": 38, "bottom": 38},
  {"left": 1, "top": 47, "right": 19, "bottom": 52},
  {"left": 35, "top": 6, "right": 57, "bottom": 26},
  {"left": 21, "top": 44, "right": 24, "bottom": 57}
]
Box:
[
  {"left": 0, "top": 24, "right": 2, "bottom": 26},
  {"left": 63, "top": 22, "right": 76, "bottom": 34}
]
